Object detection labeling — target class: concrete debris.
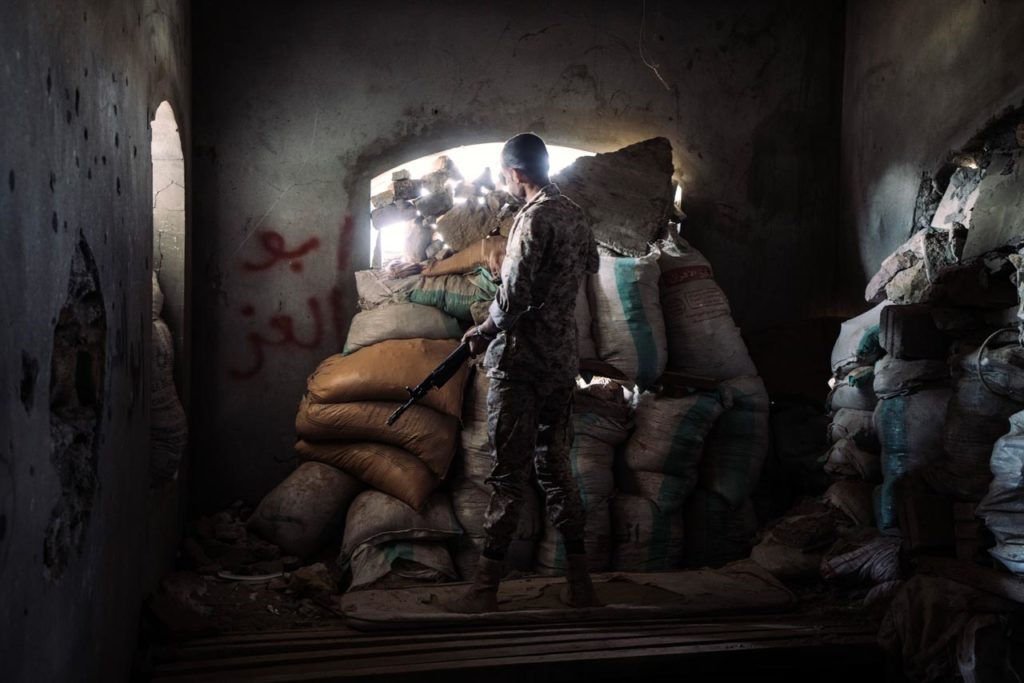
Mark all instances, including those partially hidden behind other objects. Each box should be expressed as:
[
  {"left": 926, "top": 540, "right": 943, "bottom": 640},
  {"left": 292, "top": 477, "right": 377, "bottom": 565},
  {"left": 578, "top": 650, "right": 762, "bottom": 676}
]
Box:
[
  {"left": 552, "top": 137, "right": 675, "bottom": 257},
  {"left": 422, "top": 170, "right": 449, "bottom": 194},
  {"left": 432, "top": 154, "right": 463, "bottom": 181},
  {"left": 413, "top": 187, "right": 453, "bottom": 218},
  {"left": 390, "top": 177, "right": 422, "bottom": 201},
  {"left": 289, "top": 562, "right": 338, "bottom": 595},
  {"left": 867, "top": 228, "right": 963, "bottom": 304},
  {"left": 931, "top": 167, "right": 984, "bottom": 230},
  {"left": 963, "top": 151, "right": 1024, "bottom": 259},
  {"left": 370, "top": 188, "right": 394, "bottom": 209}
]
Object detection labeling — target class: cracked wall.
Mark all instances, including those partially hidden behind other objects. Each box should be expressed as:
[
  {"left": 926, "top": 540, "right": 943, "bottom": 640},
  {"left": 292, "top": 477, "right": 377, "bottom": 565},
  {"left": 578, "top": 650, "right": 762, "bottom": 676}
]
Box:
[
  {"left": 0, "top": 1, "right": 190, "bottom": 680},
  {"left": 192, "top": 0, "right": 845, "bottom": 506}
]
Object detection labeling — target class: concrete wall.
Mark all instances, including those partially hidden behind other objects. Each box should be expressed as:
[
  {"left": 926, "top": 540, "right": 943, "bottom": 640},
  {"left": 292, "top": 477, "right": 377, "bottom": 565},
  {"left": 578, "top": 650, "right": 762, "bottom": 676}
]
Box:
[
  {"left": 840, "top": 0, "right": 1024, "bottom": 309},
  {"left": 191, "top": 0, "right": 844, "bottom": 507},
  {"left": 0, "top": 1, "right": 190, "bottom": 680}
]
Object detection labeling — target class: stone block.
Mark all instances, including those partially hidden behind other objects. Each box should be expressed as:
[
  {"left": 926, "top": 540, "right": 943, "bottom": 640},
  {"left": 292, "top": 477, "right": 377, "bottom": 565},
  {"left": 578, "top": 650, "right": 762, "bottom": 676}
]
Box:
[
  {"left": 552, "top": 137, "right": 675, "bottom": 256},
  {"left": 371, "top": 200, "right": 417, "bottom": 230},
  {"left": 413, "top": 188, "right": 453, "bottom": 219},
  {"left": 433, "top": 155, "right": 463, "bottom": 181},
  {"left": 391, "top": 169, "right": 411, "bottom": 181},
  {"left": 390, "top": 178, "right": 423, "bottom": 201},
  {"left": 370, "top": 189, "right": 395, "bottom": 209},
  {"left": 963, "top": 151, "right": 1024, "bottom": 259},
  {"left": 931, "top": 167, "right": 983, "bottom": 230},
  {"left": 421, "top": 170, "right": 449, "bottom": 194}
]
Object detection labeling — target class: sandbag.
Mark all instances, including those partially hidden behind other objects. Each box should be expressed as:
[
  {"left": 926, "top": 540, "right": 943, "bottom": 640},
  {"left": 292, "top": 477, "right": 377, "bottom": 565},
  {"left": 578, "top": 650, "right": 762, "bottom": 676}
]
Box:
[
  {"left": 927, "top": 345, "right": 1024, "bottom": 501},
  {"left": 354, "top": 269, "right": 419, "bottom": 310},
  {"left": 698, "top": 376, "right": 770, "bottom": 508},
  {"left": 408, "top": 267, "right": 499, "bottom": 321},
  {"left": 575, "top": 281, "right": 598, "bottom": 360},
  {"left": 873, "top": 355, "right": 948, "bottom": 399},
  {"left": 624, "top": 390, "right": 726, "bottom": 484},
  {"left": 421, "top": 235, "right": 506, "bottom": 277},
  {"left": 450, "top": 477, "right": 541, "bottom": 578},
  {"left": 824, "top": 480, "right": 876, "bottom": 527},
  {"left": 295, "top": 398, "right": 457, "bottom": 478},
  {"left": 247, "top": 462, "right": 364, "bottom": 558},
  {"left": 821, "top": 535, "right": 902, "bottom": 585},
  {"left": 827, "top": 377, "right": 879, "bottom": 412},
  {"left": 831, "top": 302, "right": 887, "bottom": 374},
  {"left": 348, "top": 540, "right": 458, "bottom": 589},
  {"left": 610, "top": 494, "right": 685, "bottom": 572},
  {"left": 615, "top": 469, "right": 692, "bottom": 515},
  {"left": 295, "top": 440, "right": 438, "bottom": 511},
  {"left": 977, "top": 410, "right": 1024, "bottom": 573},
  {"left": 342, "top": 304, "right": 463, "bottom": 355},
  {"left": 536, "top": 498, "right": 611, "bottom": 575},
  {"left": 683, "top": 488, "right": 757, "bottom": 568},
  {"left": 874, "top": 388, "right": 952, "bottom": 529},
  {"left": 657, "top": 236, "right": 757, "bottom": 381},
  {"left": 823, "top": 437, "right": 881, "bottom": 481},
  {"left": 306, "top": 339, "right": 471, "bottom": 418},
  {"left": 340, "top": 490, "right": 461, "bottom": 563},
  {"left": 827, "top": 408, "right": 876, "bottom": 445},
  {"left": 589, "top": 249, "right": 667, "bottom": 389}
]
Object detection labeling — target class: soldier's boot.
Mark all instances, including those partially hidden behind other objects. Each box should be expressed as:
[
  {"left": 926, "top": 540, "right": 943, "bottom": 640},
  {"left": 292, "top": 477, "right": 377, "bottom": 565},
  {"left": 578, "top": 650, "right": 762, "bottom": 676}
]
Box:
[
  {"left": 559, "top": 554, "right": 603, "bottom": 608},
  {"left": 445, "top": 556, "right": 502, "bottom": 613}
]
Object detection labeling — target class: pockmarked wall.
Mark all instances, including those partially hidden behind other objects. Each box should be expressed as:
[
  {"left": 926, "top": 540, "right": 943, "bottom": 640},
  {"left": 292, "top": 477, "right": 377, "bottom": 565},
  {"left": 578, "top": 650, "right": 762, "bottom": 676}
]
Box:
[
  {"left": 0, "top": 1, "right": 190, "bottom": 680},
  {"left": 840, "top": 0, "right": 1024, "bottom": 309},
  {"left": 191, "top": 0, "right": 844, "bottom": 506}
]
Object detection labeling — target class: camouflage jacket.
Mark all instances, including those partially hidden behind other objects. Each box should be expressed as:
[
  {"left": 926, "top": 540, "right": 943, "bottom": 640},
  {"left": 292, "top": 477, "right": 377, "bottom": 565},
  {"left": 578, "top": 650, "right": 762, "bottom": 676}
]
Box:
[{"left": 484, "top": 183, "right": 598, "bottom": 387}]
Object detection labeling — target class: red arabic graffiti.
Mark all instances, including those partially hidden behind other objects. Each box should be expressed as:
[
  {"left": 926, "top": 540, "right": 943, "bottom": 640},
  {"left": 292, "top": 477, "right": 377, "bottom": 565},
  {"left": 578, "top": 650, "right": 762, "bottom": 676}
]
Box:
[
  {"left": 242, "top": 231, "right": 321, "bottom": 272},
  {"left": 229, "top": 216, "right": 354, "bottom": 379}
]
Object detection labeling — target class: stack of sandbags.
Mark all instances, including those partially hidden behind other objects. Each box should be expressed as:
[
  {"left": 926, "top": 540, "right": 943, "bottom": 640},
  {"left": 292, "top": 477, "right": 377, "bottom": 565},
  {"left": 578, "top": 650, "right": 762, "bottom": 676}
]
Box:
[
  {"left": 339, "top": 491, "right": 461, "bottom": 589},
  {"left": 827, "top": 303, "right": 887, "bottom": 413},
  {"left": 151, "top": 273, "right": 187, "bottom": 481},
  {"left": 248, "top": 461, "right": 365, "bottom": 559},
  {"left": 750, "top": 499, "right": 849, "bottom": 582},
  {"left": 536, "top": 378, "right": 631, "bottom": 574},
  {"left": 294, "top": 339, "right": 469, "bottom": 511},
  {"left": 407, "top": 266, "right": 500, "bottom": 324},
  {"left": 977, "top": 410, "right": 1024, "bottom": 573},
  {"left": 450, "top": 367, "right": 543, "bottom": 579},
  {"left": 613, "top": 386, "right": 727, "bottom": 572},
  {"left": 588, "top": 248, "right": 667, "bottom": 389},
  {"left": 924, "top": 343, "right": 1024, "bottom": 502}
]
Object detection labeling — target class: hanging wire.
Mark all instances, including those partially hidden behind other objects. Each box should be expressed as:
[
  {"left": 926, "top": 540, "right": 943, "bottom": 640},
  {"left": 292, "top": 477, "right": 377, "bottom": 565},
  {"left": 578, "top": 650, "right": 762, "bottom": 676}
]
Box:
[
  {"left": 975, "top": 326, "right": 1018, "bottom": 397},
  {"left": 639, "top": 0, "right": 672, "bottom": 92}
]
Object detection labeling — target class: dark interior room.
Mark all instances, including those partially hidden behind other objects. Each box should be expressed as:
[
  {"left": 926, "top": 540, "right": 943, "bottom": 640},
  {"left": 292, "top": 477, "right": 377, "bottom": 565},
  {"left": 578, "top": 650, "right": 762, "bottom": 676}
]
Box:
[{"left": 4, "top": 1, "right": 1024, "bottom": 681}]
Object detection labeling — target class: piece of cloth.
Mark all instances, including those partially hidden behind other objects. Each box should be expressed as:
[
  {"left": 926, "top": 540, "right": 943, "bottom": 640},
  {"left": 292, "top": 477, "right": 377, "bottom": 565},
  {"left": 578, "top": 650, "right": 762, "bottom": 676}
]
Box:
[
  {"left": 482, "top": 377, "right": 587, "bottom": 552},
  {"left": 485, "top": 183, "right": 599, "bottom": 388}
]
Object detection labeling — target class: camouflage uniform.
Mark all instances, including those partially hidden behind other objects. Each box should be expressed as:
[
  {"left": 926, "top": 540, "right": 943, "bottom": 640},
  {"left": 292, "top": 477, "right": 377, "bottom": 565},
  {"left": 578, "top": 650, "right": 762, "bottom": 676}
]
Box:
[{"left": 481, "top": 183, "right": 599, "bottom": 553}]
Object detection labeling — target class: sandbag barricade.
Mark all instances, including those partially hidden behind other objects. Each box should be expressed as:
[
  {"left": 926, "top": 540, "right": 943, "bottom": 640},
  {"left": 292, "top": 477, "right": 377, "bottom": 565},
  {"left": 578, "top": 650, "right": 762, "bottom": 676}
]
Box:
[
  {"left": 610, "top": 495, "right": 685, "bottom": 572},
  {"left": 657, "top": 236, "right": 757, "bottom": 381},
  {"left": 340, "top": 491, "right": 461, "bottom": 589},
  {"left": 247, "top": 461, "right": 365, "bottom": 558},
  {"left": 977, "top": 409, "right": 1024, "bottom": 573},
  {"left": 354, "top": 269, "right": 419, "bottom": 310},
  {"left": 342, "top": 304, "right": 463, "bottom": 355},
  {"left": 408, "top": 267, "right": 499, "bottom": 322},
  {"left": 589, "top": 249, "right": 667, "bottom": 389},
  {"left": 420, "top": 235, "right": 506, "bottom": 277},
  {"left": 451, "top": 477, "right": 542, "bottom": 579}
]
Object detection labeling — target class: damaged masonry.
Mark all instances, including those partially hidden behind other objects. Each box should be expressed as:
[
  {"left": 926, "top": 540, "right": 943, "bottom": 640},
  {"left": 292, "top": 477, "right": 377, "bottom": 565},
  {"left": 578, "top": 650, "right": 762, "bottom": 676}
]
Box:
[{"left": 6, "top": 2, "right": 1024, "bottom": 682}]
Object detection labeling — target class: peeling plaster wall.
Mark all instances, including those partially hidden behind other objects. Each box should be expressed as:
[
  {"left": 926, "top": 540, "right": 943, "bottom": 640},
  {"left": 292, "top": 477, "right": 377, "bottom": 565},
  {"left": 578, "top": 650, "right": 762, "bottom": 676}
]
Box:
[
  {"left": 0, "top": 1, "right": 190, "bottom": 680},
  {"left": 840, "top": 0, "right": 1024, "bottom": 311},
  {"left": 192, "top": 0, "right": 844, "bottom": 506}
]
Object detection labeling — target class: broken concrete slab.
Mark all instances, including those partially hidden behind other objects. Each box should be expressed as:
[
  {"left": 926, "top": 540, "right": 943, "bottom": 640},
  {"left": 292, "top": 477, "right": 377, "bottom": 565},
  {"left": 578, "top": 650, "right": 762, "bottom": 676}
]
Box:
[
  {"left": 964, "top": 151, "right": 1024, "bottom": 259},
  {"left": 931, "top": 167, "right": 984, "bottom": 230},
  {"left": 340, "top": 560, "right": 793, "bottom": 630},
  {"left": 552, "top": 137, "right": 675, "bottom": 257},
  {"left": 866, "top": 228, "right": 961, "bottom": 303}
]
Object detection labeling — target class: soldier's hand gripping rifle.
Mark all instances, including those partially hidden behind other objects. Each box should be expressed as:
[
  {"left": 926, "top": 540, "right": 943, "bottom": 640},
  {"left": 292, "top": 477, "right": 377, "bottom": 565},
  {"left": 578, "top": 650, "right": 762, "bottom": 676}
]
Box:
[{"left": 386, "top": 341, "right": 472, "bottom": 426}]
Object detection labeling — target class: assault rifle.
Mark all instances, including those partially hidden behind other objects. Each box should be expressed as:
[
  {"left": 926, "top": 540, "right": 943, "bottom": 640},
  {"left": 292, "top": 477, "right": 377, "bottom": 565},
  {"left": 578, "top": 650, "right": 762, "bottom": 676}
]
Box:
[{"left": 386, "top": 341, "right": 472, "bottom": 426}]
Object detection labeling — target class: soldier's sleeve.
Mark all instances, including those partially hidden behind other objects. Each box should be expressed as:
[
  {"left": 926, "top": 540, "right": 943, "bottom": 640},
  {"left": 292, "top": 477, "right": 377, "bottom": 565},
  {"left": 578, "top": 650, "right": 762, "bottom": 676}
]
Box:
[{"left": 488, "top": 212, "right": 547, "bottom": 331}]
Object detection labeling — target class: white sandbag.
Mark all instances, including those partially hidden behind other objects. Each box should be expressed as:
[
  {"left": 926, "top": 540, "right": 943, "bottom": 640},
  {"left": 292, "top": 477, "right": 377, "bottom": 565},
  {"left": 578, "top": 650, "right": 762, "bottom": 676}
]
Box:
[
  {"left": 348, "top": 541, "right": 458, "bottom": 589},
  {"left": 977, "top": 410, "right": 1024, "bottom": 573},
  {"left": 698, "top": 376, "right": 771, "bottom": 508},
  {"left": 624, "top": 389, "right": 727, "bottom": 482},
  {"left": 610, "top": 495, "right": 685, "bottom": 572},
  {"left": 340, "top": 491, "right": 461, "bottom": 566},
  {"left": 575, "top": 281, "right": 597, "bottom": 360},
  {"left": 450, "top": 477, "right": 541, "bottom": 578},
  {"left": 343, "top": 303, "right": 463, "bottom": 354},
  {"left": 354, "top": 269, "right": 419, "bottom": 310},
  {"left": 827, "top": 408, "right": 876, "bottom": 444},
  {"left": 589, "top": 249, "right": 667, "bottom": 389},
  {"left": 873, "top": 355, "right": 948, "bottom": 399},
  {"left": 824, "top": 437, "right": 882, "bottom": 481},
  {"left": 657, "top": 236, "right": 757, "bottom": 381},
  {"left": 831, "top": 302, "right": 887, "bottom": 374},
  {"left": 247, "top": 462, "right": 364, "bottom": 558},
  {"left": 827, "top": 376, "right": 879, "bottom": 412}
]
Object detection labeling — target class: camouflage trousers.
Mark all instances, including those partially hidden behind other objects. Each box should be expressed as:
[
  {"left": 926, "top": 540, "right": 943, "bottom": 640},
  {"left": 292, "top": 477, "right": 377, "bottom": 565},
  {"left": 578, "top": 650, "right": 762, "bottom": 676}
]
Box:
[{"left": 482, "top": 377, "right": 586, "bottom": 552}]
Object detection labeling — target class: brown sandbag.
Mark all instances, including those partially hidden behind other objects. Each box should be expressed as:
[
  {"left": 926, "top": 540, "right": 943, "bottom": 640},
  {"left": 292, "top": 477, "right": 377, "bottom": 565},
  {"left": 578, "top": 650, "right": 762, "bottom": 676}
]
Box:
[
  {"left": 295, "top": 440, "right": 439, "bottom": 511},
  {"left": 246, "top": 461, "right": 364, "bottom": 558},
  {"left": 305, "top": 339, "right": 470, "bottom": 418},
  {"left": 421, "top": 235, "right": 506, "bottom": 277},
  {"left": 295, "top": 397, "right": 458, "bottom": 479}
]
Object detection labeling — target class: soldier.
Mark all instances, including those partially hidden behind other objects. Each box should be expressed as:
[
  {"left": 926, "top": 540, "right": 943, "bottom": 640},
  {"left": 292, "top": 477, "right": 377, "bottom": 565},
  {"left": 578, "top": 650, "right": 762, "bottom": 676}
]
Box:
[{"left": 446, "top": 133, "right": 601, "bottom": 613}]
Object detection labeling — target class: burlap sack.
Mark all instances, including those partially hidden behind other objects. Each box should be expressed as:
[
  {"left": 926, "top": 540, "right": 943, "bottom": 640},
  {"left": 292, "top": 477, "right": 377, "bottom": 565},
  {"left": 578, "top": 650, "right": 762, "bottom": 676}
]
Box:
[
  {"left": 306, "top": 339, "right": 470, "bottom": 418},
  {"left": 421, "top": 235, "right": 507, "bottom": 277},
  {"left": 295, "top": 397, "right": 457, "bottom": 478},
  {"left": 295, "top": 440, "right": 439, "bottom": 511}
]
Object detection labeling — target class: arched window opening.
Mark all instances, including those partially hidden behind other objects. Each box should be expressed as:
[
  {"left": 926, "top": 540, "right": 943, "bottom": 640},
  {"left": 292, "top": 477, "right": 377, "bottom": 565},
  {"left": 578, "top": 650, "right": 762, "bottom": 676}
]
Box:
[{"left": 368, "top": 142, "right": 594, "bottom": 266}]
